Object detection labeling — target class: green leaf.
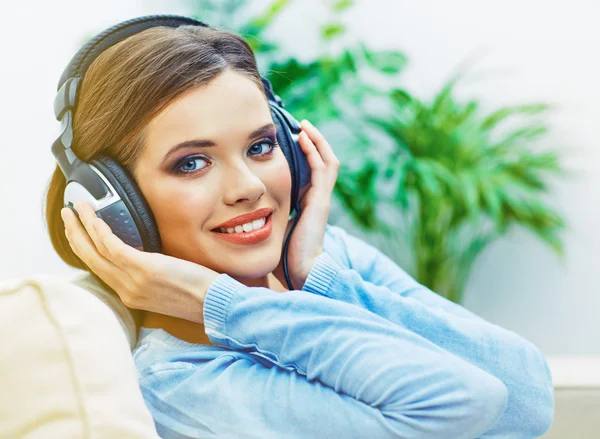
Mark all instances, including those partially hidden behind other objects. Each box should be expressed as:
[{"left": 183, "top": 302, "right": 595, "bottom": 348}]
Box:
[
  {"left": 525, "top": 151, "right": 562, "bottom": 172},
  {"left": 413, "top": 161, "right": 442, "bottom": 197},
  {"left": 393, "top": 160, "right": 411, "bottom": 209},
  {"left": 456, "top": 233, "right": 494, "bottom": 285},
  {"left": 457, "top": 172, "right": 480, "bottom": 219},
  {"left": 334, "top": 165, "right": 381, "bottom": 231},
  {"left": 525, "top": 200, "right": 565, "bottom": 230},
  {"left": 248, "top": 0, "right": 290, "bottom": 30},
  {"left": 499, "top": 189, "right": 530, "bottom": 225},
  {"left": 322, "top": 23, "right": 345, "bottom": 40},
  {"left": 355, "top": 161, "right": 378, "bottom": 190},
  {"left": 389, "top": 88, "right": 412, "bottom": 106},
  {"left": 332, "top": 0, "right": 353, "bottom": 12},
  {"left": 426, "top": 160, "right": 459, "bottom": 196},
  {"left": 340, "top": 50, "right": 357, "bottom": 73},
  {"left": 265, "top": 58, "right": 316, "bottom": 95},
  {"left": 479, "top": 178, "right": 503, "bottom": 228},
  {"left": 532, "top": 228, "right": 565, "bottom": 257},
  {"left": 432, "top": 78, "right": 459, "bottom": 114},
  {"left": 318, "top": 58, "right": 342, "bottom": 86},
  {"left": 362, "top": 46, "right": 407, "bottom": 74},
  {"left": 366, "top": 116, "right": 405, "bottom": 144},
  {"left": 481, "top": 104, "right": 551, "bottom": 131},
  {"left": 246, "top": 38, "right": 279, "bottom": 54}
]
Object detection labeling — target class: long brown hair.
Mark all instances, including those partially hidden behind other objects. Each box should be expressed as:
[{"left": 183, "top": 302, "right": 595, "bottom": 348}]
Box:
[{"left": 44, "top": 24, "right": 266, "bottom": 271}]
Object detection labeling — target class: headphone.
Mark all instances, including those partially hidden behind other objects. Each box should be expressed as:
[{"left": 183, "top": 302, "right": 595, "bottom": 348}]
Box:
[{"left": 52, "top": 14, "right": 312, "bottom": 290}]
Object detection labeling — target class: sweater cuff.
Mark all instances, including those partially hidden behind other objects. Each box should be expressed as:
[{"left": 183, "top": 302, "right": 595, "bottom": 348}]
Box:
[
  {"left": 203, "top": 273, "right": 245, "bottom": 340},
  {"left": 302, "top": 252, "right": 342, "bottom": 297}
]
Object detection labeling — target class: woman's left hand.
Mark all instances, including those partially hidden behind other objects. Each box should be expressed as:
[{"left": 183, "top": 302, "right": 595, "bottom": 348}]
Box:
[{"left": 274, "top": 119, "right": 340, "bottom": 290}]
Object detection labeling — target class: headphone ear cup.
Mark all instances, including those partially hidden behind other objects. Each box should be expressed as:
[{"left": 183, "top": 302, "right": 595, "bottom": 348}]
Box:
[
  {"left": 270, "top": 105, "right": 299, "bottom": 211},
  {"left": 90, "top": 156, "right": 162, "bottom": 252},
  {"left": 270, "top": 104, "right": 312, "bottom": 211}
]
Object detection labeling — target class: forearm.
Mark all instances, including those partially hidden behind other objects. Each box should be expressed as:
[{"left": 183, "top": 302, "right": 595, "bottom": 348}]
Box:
[
  {"left": 303, "top": 251, "right": 554, "bottom": 438},
  {"left": 202, "top": 273, "right": 508, "bottom": 438}
]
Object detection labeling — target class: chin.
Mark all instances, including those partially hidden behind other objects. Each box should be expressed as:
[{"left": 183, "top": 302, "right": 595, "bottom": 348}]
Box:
[{"left": 230, "top": 254, "right": 280, "bottom": 278}]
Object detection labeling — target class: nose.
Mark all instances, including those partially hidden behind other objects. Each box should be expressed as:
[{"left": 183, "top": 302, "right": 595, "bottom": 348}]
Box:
[{"left": 222, "top": 161, "right": 266, "bottom": 206}]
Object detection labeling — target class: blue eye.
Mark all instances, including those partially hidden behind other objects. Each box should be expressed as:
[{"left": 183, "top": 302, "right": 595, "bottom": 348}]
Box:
[
  {"left": 176, "top": 157, "right": 208, "bottom": 174},
  {"left": 248, "top": 139, "right": 278, "bottom": 156},
  {"left": 172, "top": 138, "right": 279, "bottom": 176}
]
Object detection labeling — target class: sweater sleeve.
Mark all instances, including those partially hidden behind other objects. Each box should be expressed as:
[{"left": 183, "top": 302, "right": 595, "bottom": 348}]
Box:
[
  {"left": 306, "top": 226, "right": 555, "bottom": 438},
  {"left": 323, "top": 224, "right": 491, "bottom": 323},
  {"left": 135, "top": 274, "right": 509, "bottom": 439}
]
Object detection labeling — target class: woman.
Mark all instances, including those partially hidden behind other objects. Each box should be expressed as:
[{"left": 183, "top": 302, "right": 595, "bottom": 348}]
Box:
[{"left": 46, "top": 16, "right": 554, "bottom": 439}]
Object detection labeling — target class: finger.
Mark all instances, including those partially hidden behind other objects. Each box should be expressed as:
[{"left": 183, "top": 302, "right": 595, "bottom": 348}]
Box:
[
  {"left": 297, "top": 133, "right": 334, "bottom": 212},
  {"left": 63, "top": 208, "right": 142, "bottom": 306},
  {"left": 298, "top": 131, "right": 326, "bottom": 173},
  {"left": 300, "top": 120, "right": 339, "bottom": 167},
  {"left": 298, "top": 130, "right": 338, "bottom": 191},
  {"left": 74, "top": 201, "right": 106, "bottom": 256},
  {"left": 62, "top": 207, "right": 122, "bottom": 279},
  {"left": 63, "top": 212, "right": 84, "bottom": 259},
  {"left": 74, "top": 201, "right": 142, "bottom": 272},
  {"left": 62, "top": 207, "right": 91, "bottom": 260},
  {"left": 92, "top": 217, "right": 146, "bottom": 271}
]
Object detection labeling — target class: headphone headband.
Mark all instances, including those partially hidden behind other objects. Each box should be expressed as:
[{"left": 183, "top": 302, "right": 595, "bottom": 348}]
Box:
[
  {"left": 58, "top": 15, "right": 207, "bottom": 89},
  {"left": 55, "top": 15, "right": 208, "bottom": 122},
  {"left": 54, "top": 14, "right": 282, "bottom": 129}
]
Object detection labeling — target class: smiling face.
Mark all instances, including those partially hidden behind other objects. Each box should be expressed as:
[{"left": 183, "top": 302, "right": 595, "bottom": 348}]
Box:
[{"left": 133, "top": 69, "right": 292, "bottom": 283}]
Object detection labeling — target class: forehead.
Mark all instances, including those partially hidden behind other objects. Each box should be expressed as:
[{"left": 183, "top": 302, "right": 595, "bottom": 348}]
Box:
[{"left": 145, "top": 70, "right": 272, "bottom": 153}]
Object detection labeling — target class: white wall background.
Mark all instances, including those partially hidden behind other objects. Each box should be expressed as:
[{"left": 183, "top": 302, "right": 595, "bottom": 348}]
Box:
[{"left": 0, "top": 0, "right": 597, "bottom": 355}]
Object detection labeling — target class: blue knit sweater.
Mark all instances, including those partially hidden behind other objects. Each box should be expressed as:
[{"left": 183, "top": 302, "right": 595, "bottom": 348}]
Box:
[{"left": 132, "top": 224, "right": 554, "bottom": 439}]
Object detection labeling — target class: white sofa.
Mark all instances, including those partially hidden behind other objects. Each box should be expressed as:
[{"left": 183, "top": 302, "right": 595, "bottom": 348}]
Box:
[
  {"left": 0, "top": 273, "right": 159, "bottom": 438},
  {"left": 0, "top": 272, "right": 597, "bottom": 438}
]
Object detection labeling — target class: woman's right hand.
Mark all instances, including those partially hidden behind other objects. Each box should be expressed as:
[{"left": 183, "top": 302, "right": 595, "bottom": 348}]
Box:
[{"left": 61, "top": 201, "right": 220, "bottom": 324}]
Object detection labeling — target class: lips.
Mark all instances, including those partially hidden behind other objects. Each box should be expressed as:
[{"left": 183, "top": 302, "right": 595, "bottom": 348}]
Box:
[
  {"left": 212, "top": 207, "right": 273, "bottom": 230},
  {"left": 212, "top": 212, "right": 273, "bottom": 245}
]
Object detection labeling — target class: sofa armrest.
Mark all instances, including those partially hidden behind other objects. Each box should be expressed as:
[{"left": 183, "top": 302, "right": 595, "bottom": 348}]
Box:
[{"left": 0, "top": 274, "right": 159, "bottom": 438}]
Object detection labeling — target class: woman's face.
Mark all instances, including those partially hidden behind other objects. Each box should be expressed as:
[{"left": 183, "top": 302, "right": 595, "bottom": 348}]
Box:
[{"left": 133, "top": 69, "right": 292, "bottom": 282}]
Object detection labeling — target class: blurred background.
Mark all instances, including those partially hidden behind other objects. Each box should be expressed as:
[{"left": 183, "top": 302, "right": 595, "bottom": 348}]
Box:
[{"left": 0, "top": 0, "right": 598, "bottom": 359}]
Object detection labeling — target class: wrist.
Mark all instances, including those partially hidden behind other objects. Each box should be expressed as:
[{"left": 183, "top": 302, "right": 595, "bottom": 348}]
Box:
[
  {"left": 302, "top": 252, "right": 341, "bottom": 296},
  {"left": 293, "top": 251, "right": 323, "bottom": 290}
]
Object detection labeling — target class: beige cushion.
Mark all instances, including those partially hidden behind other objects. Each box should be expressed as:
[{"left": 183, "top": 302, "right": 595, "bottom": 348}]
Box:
[{"left": 0, "top": 273, "right": 159, "bottom": 438}]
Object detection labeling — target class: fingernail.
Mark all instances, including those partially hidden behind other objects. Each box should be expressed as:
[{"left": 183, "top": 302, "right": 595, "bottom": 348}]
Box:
[{"left": 60, "top": 208, "right": 67, "bottom": 222}]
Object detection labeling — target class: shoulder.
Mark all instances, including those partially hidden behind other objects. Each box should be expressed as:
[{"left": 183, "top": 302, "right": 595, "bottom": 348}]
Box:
[{"left": 71, "top": 271, "right": 142, "bottom": 348}]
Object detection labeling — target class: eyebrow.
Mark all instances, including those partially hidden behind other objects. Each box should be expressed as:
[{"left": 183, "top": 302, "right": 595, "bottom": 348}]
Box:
[{"left": 163, "top": 122, "right": 277, "bottom": 161}]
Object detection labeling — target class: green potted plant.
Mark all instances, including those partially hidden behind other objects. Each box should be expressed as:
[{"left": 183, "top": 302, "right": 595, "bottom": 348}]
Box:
[{"left": 362, "top": 76, "right": 566, "bottom": 303}]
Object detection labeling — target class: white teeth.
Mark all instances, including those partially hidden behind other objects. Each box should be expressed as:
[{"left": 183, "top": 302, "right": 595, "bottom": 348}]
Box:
[{"left": 218, "top": 216, "right": 267, "bottom": 234}]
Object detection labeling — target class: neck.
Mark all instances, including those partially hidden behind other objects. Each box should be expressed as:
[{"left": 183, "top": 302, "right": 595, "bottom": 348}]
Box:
[{"left": 142, "top": 271, "right": 288, "bottom": 346}]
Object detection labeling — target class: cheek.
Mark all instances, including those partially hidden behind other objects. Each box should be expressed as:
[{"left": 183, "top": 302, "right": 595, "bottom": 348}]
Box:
[
  {"left": 147, "top": 182, "right": 217, "bottom": 259},
  {"left": 142, "top": 178, "right": 214, "bottom": 231},
  {"left": 266, "top": 160, "right": 292, "bottom": 201}
]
